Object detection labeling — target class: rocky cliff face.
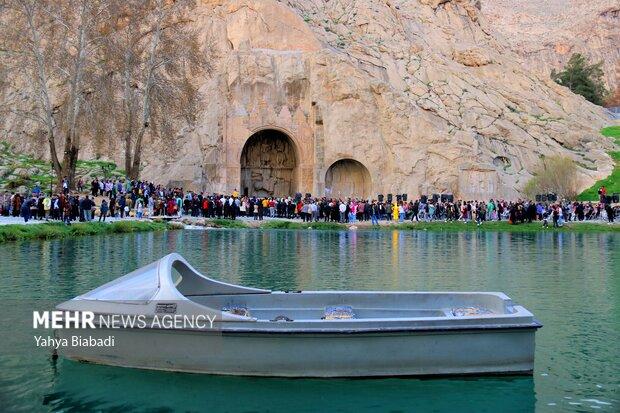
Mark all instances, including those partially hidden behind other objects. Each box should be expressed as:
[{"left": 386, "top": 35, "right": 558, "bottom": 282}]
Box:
[
  {"left": 1, "top": 0, "right": 615, "bottom": 199},
  {"left": 482, "top": 0, "right": 620, "bottom": 107}
]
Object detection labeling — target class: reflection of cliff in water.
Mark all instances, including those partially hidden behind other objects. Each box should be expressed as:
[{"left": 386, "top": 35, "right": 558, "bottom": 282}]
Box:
[
  {"left": 49, "top": 360, "right": 535, "bottom": 412},
  {"left": 240, "top": 129, "right": 297, "bottom": 197}
]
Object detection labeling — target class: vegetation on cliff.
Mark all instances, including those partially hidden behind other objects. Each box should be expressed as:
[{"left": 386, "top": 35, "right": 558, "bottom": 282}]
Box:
[
  {"left": 551, "top": 54, "right": 609, "bottom": 106},
  {"left": 0, "top": 142, "right": 125, "bottom": 192},
  {"left": 0, "top": 142, "right": 125, "bottom": 193},
  {"left": 578, "top": 126, "right": 620, "bottom": 200}
]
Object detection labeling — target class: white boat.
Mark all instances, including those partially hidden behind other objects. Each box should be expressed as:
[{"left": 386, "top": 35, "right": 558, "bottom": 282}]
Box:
[{"left": 55, "top": 253, "right": 541, "bottom": 377}]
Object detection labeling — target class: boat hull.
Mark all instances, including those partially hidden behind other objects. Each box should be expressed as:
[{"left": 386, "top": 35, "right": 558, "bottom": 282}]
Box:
[{"left": 56, "top": 326, "right": 537, "bottom": 377}]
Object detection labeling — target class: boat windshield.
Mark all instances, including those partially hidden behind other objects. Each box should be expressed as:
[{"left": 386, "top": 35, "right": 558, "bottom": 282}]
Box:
[{"left": 78, "top": 262, "right": 160, "bottom": 302}]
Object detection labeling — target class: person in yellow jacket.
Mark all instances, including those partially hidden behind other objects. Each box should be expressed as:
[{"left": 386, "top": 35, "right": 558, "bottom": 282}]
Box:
[
  {"left": 392, "top": 202, "right": 399, "bottom": 221},
  {"left": 43, "top": 195, "right": 52, "bottom": 220}
]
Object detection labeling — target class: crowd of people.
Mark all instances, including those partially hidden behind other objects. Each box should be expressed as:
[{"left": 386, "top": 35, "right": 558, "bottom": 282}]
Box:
[{"left": 0, "top": 177, "right": 618, "bottom": 226}]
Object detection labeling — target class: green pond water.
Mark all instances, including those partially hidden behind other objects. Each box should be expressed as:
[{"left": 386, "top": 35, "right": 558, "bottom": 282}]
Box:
[{"left": 0, "top": 229, "right": 618, "bottom": 412}]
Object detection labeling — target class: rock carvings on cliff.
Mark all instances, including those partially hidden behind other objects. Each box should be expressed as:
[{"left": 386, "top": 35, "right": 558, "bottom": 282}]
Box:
[{"left": 1, "top": 0, "right": 615, "bottom": 199}]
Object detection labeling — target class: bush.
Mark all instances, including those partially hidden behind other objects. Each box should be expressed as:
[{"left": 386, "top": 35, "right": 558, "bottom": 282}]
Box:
[{"left": 523, "top": 156, "right": 580, "bottom": 200}]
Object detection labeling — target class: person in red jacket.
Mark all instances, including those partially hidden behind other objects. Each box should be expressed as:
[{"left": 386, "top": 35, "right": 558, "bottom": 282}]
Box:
[{"left": 202, "top": 198, "right": 209, "bottom": 217}]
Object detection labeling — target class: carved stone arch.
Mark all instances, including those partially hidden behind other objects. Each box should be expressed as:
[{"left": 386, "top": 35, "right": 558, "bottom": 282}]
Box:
[
  {"left": 235, "top": 125, "right": 302, "bottom": 163},
  {"left": 240, "top": 128, "right": 299, "bottom": 197}
]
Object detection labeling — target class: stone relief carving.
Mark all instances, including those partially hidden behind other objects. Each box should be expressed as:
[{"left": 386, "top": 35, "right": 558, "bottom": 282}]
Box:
[{"left": 240, "top": 130, "right": 297, "bottom": 196}]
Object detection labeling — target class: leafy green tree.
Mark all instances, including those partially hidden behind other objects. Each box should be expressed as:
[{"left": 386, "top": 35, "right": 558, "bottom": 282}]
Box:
[{"left": 551, "top": 53, "right": 609, "bottom": 106}]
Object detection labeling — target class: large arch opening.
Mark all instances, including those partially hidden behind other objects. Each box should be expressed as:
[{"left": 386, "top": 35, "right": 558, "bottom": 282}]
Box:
[
  {"left": 240, "top": 129, "right": 298, "bottom": 197},
  {"left": 325, "top": 159, "right": 371, "bottom": 199}
]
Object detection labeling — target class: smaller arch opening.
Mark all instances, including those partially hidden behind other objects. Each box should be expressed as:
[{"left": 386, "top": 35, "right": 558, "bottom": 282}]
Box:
[
  {"left": 325, "top": 159, "right": 371, "bottom": 199},
  {"left": 493, "top": 156, "right": 512, "bottom": 170}
]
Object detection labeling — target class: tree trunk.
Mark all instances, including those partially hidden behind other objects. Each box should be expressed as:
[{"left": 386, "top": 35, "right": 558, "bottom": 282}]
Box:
[
  {"left": 128, "top": 126, "right": 146, "bottom": 180},
  {"left": 121, "top": 42, "right": 134, "bottom": 178},
  {"left": 23, "top": 1, "right": 64, "bottom": 190},
  {"left": 124, "top": 130, "right": 133, "bottom": 178},
  {"left": 60, "top": 0, "right": 89, "bottom": 190},
  {"left": 126, "top": 0, "right": 164, "bottom": 182},
  {"left": 61, "top": 144, "right": 80, "bottom": 190}
]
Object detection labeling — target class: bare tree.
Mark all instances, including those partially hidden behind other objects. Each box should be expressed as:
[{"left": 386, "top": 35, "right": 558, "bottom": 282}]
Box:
[
  {"left": 523, "top": 156, "right": 580, "bottom": 200},
  {"left": 102, "top": 0, "right": 206, "bottom": 180},
  {"left": 0, "top": 0, "right": 107, "bottom": 188}
]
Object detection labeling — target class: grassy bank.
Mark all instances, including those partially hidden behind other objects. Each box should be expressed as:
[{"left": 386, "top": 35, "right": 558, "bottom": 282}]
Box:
[
  {"left": 187, "top": 218, "right": 618, "bottom": 232},
  {"left": 0, "top": 221, "right": 173, "bottom": 243},
  {"left": 260, "top": 221, "right": 347, "bottom": 230},
  {"left": 0, "top": 218, "right": 616, "bottom": 242},
  {"left": 256, "top": 220, "right": 617, "bottom": 233},
  {"left": 578, "top": 126, "right": 620, "bottom": 201},
  {"left": 379, "top": 221, "right": 619, "bottom": 233},
  {"left": 207, "top": 219, "right": 249, "bottom": 229}
]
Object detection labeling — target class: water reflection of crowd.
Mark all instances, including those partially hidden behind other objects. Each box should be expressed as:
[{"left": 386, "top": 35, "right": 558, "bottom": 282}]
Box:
[{"left": 1, "top": 178, "right": 618, "bottom": 226}]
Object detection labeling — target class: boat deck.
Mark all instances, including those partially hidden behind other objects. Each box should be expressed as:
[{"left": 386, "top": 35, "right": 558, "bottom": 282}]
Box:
[{"left": 188, "top": 291, "right": 535, "bottom": 328}]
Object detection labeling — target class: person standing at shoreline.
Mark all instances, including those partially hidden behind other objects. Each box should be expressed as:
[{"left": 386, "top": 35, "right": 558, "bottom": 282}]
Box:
[
  {"left": 84, "top": 196, "right": 94, "bottom": 221},
  {"left": 148, "top": 196, "right": 155, "bottom": 217},
  {"left": 99, "top": 199, "right": 109, "bottom": 222},
  {"left": 339, "top": 201, "right": 346, "bottom": 223},
  {"left": 20, "top": 197, "right": 31, "bottom": 223},
  {"left": 605, "top": 203, "right": 614, "bottom": 224},
  {"left": 311, "top": 201, "right": 319, "bottom": 222},
  {"left": 552, "top": 205, "right": 559, "bottom": 228},
  {"left": 63, "top": 196, "right": 72, "bottom": 224},
  {"left": 118, "top": 196, "right": 126, "bottom": 219},
  {"left": 43, "top": 194, "right": 51, "bottom": 220},
  {"left": 370, "top": 201, "right": 379, "bottom": 226},
  {"left": 135, "top": 198, "right": 144, "bottom": 219},
  {"left": 487, "top": 199, "right": 496, "bottom": 221}
]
